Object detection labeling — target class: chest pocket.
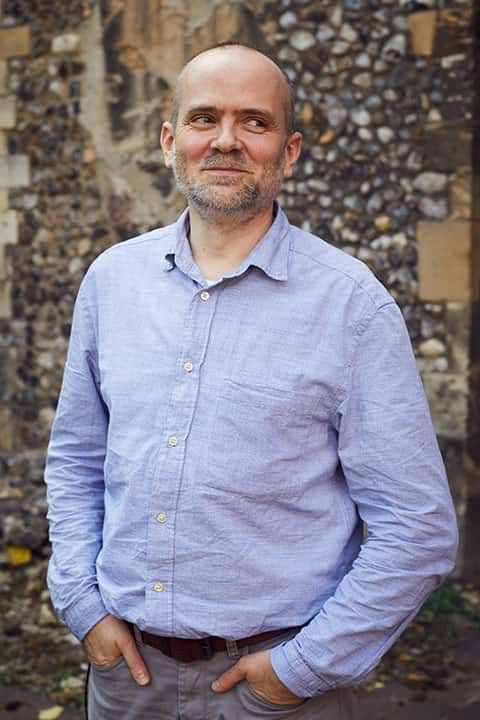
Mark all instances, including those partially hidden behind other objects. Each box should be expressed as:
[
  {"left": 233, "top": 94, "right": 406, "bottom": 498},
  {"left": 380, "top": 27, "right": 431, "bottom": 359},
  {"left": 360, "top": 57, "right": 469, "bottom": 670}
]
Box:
[{"left": 203, "top": 379, "right": 324, "bottom": 502}]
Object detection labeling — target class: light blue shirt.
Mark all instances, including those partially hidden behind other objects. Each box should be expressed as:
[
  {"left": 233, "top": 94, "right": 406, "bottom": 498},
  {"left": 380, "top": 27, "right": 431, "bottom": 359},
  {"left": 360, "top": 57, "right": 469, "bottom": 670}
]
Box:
[{"left": 45, "top": 204, "right": 458, "bottom": 698}]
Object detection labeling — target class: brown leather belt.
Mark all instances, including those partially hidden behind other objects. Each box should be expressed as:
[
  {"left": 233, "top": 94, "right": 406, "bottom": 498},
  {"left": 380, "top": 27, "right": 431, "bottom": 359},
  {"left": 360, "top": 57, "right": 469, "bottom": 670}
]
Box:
[{"left": 128, "top": 623, "right": 298, "bottom": 663}]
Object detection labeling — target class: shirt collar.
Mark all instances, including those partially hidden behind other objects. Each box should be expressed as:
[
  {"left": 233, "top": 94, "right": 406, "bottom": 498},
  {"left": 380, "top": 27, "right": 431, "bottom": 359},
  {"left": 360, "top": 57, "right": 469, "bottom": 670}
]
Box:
[{"left": 163, "top": 201, "right": 291, "bottom": 283}]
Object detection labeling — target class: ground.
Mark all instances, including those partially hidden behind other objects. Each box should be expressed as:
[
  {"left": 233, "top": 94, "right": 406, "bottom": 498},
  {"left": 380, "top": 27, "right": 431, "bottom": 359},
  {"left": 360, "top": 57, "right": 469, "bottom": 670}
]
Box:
[{"left": 0, "top": 555, "right": 479, "bottom": 719}]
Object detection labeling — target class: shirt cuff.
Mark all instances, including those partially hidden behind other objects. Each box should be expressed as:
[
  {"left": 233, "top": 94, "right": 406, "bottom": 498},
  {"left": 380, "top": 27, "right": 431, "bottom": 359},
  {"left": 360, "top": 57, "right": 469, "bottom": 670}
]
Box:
[
  {"left": 64, "top": 588, "right": 109, "bottom": 641},
  {"left": 270, "top": 637, "right": 332, "bottom": 698}
]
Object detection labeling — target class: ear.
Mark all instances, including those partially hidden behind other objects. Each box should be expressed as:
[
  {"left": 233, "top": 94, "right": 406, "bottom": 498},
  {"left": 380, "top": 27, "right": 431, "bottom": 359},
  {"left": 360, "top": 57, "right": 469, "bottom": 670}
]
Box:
[
  {"left": 160, "top": 121, "right": 175, "bottom": 169},
  {"left": 282, "top": 132, "right": 303, "bottom": 179}
]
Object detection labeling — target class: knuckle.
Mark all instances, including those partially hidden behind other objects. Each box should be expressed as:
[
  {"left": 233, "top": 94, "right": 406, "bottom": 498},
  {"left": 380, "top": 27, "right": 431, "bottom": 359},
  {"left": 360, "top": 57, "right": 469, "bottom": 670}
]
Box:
[{"left": 237, "top": 657, "right": 247, "bottom": 673}]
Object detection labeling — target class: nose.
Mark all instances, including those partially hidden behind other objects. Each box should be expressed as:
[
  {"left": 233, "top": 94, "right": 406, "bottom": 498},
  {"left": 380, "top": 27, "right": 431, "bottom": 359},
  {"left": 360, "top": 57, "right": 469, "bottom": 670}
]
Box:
[{"left": 210, "top": 121, "right": 242, "bottom": 152}]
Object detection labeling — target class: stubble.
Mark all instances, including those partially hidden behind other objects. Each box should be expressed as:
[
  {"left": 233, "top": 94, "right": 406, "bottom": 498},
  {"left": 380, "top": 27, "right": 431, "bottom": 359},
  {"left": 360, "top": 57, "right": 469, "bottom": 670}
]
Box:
[{"left": 172, "top": 149, "right": 285, "bottom": 219}]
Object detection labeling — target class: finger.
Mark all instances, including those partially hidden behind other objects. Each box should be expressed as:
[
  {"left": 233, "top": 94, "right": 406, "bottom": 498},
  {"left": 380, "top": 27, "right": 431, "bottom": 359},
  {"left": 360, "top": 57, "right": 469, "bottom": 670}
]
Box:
[
  {"left": 120, "top": 637, "right": 150, "bottom": 686},
  {"left": 211, "top": 658, "right": 246, "bottom": 693}
]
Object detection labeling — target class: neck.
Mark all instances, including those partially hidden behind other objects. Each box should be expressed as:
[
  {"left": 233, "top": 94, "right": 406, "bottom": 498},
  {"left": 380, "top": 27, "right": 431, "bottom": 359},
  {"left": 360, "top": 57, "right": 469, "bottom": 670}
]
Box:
[{"left": 187, "top": 204, "right": 275, "bottom": 280}]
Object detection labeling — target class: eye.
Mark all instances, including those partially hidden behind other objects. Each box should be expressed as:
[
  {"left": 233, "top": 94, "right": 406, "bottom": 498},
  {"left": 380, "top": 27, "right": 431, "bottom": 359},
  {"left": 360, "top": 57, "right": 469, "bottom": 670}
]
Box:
[
  {"left": 245, "top": 117, "right": 267, "bottom": 129},
  {"left": 190, "top": 115, "right": 215, "bottom": 125}
]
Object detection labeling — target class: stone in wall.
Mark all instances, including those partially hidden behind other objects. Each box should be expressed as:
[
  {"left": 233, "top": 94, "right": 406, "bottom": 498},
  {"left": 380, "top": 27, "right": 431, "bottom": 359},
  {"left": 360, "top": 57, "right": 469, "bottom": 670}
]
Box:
[
  {"left": 423, "top": 372, "right": 469, "bottom": 439},
  {"left": 0, "top": 26, "right": 30, "bottom": 59},
  {"left": 0, "top": 154, "right": 30, "bottom": 187},
  {"left": 446, "top": 302, "right": 471, "bottom": 374},
  {"left": 418, "top": 220, "right": 471, "bottom": 302},
  {"left": 0, "top": 210, "right": 18, "bottom": 319},
  {"left": 408, "top": 11, "right": 437, "bottom": 56},
  {"left": 450, "top": 167, "right": 472, "bottom": 220},
  {"left": 0, "top": 94, "right": 16, "bottom": 128}
]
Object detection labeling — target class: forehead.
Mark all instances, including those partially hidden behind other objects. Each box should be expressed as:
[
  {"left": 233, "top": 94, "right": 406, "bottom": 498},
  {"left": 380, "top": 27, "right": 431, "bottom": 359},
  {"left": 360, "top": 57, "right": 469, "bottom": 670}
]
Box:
[{"left": 178, "top": 48, "right": 287, "bottom": 119}]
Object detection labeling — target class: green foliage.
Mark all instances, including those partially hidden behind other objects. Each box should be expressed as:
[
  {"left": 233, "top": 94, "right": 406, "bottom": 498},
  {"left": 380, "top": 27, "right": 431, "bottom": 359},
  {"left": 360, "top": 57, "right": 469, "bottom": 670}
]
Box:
[{"left": 418, "top": 583, "right": 480, "bottom": 628}]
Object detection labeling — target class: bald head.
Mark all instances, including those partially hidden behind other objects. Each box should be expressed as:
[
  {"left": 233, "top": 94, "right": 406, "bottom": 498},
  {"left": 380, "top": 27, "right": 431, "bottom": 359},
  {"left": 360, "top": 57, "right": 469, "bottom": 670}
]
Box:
[{"left": 170, "top": 43, "right": 295, "bottom": 137}]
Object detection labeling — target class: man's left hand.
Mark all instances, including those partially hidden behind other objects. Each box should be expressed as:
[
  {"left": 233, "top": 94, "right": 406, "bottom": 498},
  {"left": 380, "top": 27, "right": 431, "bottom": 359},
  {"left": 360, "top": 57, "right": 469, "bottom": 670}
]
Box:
[{"left": 211, "top": 649, "right": 304, "bottom": 706}]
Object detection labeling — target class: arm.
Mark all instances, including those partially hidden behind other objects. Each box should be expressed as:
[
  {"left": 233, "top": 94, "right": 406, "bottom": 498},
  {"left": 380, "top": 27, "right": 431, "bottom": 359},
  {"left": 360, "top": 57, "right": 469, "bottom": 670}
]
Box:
[
  {"left": 45, "top": 272, "right": 110, "bottom": 640},
  {"left": 45, "top": 271, "right": 152, "bottom": 685},
  {"left": 269, "top": 301, "right": 459, "bottom": 697}
]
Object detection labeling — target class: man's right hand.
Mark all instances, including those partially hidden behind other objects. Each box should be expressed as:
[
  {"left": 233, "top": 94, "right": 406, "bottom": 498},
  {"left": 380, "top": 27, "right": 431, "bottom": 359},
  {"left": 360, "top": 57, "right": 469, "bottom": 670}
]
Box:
[{"left": 82, "top": 615, "right": 150, "bottom": 686}]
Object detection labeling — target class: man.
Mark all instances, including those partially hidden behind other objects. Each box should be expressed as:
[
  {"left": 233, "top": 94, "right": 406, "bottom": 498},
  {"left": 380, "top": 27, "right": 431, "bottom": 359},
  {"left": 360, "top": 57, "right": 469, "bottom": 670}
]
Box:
[{"left": 45, "top": 43, "right": 458, "bottom": 719}]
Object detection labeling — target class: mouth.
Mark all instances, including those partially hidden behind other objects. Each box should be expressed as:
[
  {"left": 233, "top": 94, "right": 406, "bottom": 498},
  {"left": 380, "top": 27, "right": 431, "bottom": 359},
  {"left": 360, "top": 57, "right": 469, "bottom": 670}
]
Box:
[{"left": 202, "top": 167, "right": 250, "bottom": 174}]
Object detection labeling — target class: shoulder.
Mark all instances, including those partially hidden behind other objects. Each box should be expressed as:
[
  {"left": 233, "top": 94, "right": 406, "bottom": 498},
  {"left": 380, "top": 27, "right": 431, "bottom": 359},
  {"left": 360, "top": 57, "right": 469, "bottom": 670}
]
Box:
[
  {"left": 80, "top": 222, "right": 177, "bottom": 293},
  {"left": 287, "top": 223, "right": 393, "bottom": 313},
  {"left": 92, "top": 222, "right": 176, "bottom": 269}
]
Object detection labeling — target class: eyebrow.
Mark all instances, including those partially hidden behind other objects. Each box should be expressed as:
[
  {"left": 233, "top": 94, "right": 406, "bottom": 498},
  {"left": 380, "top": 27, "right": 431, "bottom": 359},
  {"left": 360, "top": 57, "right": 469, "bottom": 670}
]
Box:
[{"left": 182, "top": 105, "right": 277, "bottom": 124}]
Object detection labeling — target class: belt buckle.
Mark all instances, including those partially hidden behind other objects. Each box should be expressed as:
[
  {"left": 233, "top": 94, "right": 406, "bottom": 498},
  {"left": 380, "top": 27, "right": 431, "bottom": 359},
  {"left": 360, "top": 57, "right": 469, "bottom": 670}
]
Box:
[{"left": 200, "top": 637, "right": 213, "bottom": 660}]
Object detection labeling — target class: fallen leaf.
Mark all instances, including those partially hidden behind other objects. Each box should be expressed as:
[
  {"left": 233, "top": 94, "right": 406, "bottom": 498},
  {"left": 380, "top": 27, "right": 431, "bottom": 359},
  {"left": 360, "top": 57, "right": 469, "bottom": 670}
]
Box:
[
  {"left": 407, "top": 673, "right": 429, "bottom": 682},
  {"left": 7, "top": 545, "right": 32, "bottom": 566},
  {"left": 320, "top": 128, "right": 336, "bottom": 144},
  {"left": 38, "top": 707, "right": 64, "bottom": 720}
]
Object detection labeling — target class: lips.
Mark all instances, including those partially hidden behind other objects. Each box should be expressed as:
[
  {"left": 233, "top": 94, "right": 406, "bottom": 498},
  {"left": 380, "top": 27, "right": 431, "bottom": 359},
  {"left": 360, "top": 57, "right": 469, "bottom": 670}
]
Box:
[
  {"left": 202, "top": 165, "right": 249, "bottom": 172},
  {"left": 202, "top": 157, "right": 251, "bottom": 172},
  {"left": 203, "top": 167, "right": 248, "bottom": 173}
]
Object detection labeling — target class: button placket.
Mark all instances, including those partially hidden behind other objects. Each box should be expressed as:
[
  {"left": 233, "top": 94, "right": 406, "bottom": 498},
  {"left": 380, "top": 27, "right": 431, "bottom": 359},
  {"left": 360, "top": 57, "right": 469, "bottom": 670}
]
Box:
[{"left": 146, "top": 284, "right": 220, "bottom": 629}]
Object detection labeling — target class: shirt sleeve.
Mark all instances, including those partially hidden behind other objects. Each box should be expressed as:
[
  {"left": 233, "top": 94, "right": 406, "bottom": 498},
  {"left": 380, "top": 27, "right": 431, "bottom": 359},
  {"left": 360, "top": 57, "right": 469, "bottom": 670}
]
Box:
[
  {"left": 45, "top": 271, "right": 110, "bottom": 640},
  {"left": 270, "top": 301, "right": 459, "bottom": 697}
]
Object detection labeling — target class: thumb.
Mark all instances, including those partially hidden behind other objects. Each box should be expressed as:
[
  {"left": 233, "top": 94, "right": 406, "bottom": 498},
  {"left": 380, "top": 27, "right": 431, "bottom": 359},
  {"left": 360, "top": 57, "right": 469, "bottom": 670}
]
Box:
[
  {"left": 211, "top": 658, "right": 246, "bottom": 693},
  {"left": 121, "top": 637, "right": 150, "bottom": 686}
]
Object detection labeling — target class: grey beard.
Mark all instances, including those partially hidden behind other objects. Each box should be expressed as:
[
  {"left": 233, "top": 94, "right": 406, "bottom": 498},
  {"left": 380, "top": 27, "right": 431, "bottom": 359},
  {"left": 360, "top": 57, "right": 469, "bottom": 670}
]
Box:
[{"left": 173, "top": 170, "right": 262, "bottom": 216}]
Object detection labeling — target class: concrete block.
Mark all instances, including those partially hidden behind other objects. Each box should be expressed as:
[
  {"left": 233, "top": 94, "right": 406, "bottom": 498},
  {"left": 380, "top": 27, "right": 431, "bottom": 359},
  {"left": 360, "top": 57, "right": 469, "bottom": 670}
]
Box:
[
  {"left": 0, "top": 154, "right": 30, "bottom": 187},
  {"left": 0, "top": 406, "right": 13, "bottom": 450},
  {"left": 0, "top": 95, "right": 16, "bottom": 129},
  {"left": 0, "top": 59, "right": 7, "bottom": 93},
  {"left": 408, "top": 8, "right": 471, "bottom": 58},
  {"left": 0, "top": 210, "right": 18, "bottom": 245},
  {"left": 446, "top": 302, "right": 471, "bottom": 374},
  {"left": 418, "top": 220, "right": 471, "bottom": 302},
  {"left": 408, "top": 11, "right": 437, "bottom": 56},
  {"left": 450, "top": 168, "right": 472, "bottom": 220},
  {"left": 0, "top": 188, "right": 8, "bottom": 211},
  {"left": 0, "top": 243, "right": 6, "bottom": 281},
  {"left": 422, "top": 372, "right": 468, "bottom": 439},
  {"left": 0, "top": 278, "right": 11, "bottom": 319},
  {"left": 0, "top": 26, "right": 31, "bottom": 59}
]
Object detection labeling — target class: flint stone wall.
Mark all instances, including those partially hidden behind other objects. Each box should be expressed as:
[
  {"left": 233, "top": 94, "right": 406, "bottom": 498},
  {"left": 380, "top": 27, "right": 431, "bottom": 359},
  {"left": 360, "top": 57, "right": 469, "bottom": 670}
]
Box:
[{"left": 0, "top": 0, "right": 479, "bottom": 578}]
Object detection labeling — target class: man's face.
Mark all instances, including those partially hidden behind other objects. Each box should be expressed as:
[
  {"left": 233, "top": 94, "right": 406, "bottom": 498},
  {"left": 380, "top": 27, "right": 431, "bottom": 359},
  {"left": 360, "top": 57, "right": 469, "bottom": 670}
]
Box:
[{"left": 161, "top": 47, "right": 302, "bottom": 217}]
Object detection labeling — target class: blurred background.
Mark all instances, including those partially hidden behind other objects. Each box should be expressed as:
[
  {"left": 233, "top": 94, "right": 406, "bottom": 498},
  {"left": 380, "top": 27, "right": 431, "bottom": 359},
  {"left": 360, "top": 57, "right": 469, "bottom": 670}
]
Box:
[{"left": 0, "top": 0, "right": 479, "bottom": 718}]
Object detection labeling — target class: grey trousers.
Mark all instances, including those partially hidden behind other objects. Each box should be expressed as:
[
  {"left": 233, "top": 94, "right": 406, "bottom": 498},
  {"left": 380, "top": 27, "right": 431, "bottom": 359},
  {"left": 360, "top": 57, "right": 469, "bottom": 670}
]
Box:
[{"left": 87, "top": 627, "right": 357, "bottom": 719}]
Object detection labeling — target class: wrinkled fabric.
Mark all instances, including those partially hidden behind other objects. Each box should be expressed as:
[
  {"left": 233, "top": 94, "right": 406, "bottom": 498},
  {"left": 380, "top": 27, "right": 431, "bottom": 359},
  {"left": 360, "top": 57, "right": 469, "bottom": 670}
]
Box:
[
  {"left": 87, "top": 627, "right": 356, "bottom": 719},
  {"left": 45, "top": 204, "right": 458, "bottom": 698}
]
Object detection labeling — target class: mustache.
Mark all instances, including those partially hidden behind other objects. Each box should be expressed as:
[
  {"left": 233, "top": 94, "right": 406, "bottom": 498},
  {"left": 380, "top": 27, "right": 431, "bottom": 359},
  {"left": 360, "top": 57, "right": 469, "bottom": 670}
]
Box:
[{"left": 201, "top": 153, "right": 251, "bottom": 171}]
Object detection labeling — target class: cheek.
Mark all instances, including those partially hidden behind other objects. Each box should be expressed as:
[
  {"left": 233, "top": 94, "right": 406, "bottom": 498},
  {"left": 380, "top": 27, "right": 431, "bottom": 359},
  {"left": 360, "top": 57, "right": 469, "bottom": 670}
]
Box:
[
  {"left": 246, "top": 139, "right": 285, "bottom": 167},
  {"left": 177, "top": 134, "right": 213, "bottom": 163}
]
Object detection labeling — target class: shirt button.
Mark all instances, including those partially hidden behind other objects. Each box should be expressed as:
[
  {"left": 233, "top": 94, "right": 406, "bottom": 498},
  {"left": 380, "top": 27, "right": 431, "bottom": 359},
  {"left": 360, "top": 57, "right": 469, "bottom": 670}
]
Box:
[
  {"left": 183, "top": 361, "right": 193, "bottom": 373},
  {"left": 153, "top": 582, "right": 164, "bottom": 592},
  {"left": 168, "top": 436, "right": 178, "bottom": 447},
  {"left": 156, "top": 512, "right": 167, "bottom": 523},
  {"left": 200, "top": 291, "right": 210, "bottom": 301}
]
